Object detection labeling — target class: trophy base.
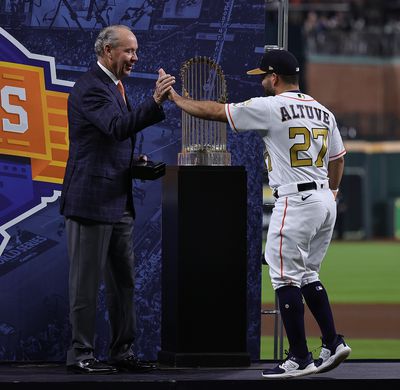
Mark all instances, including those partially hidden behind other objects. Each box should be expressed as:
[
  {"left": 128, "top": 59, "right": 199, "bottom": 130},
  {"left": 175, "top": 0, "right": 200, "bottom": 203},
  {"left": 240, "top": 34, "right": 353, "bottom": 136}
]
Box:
[{"left": 178, "top": 152, "right": 231, "bottom": 166}]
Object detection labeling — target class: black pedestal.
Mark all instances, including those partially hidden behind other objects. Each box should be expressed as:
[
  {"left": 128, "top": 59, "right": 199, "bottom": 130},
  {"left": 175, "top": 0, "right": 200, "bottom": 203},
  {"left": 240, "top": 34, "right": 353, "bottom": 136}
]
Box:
[{"left": 159, "top": 166, "right": 250, "bottom": 367}]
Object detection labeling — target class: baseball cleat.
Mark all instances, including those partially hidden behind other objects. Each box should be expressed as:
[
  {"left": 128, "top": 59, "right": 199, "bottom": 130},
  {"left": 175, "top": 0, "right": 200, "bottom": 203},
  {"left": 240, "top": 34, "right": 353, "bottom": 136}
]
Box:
[
  {"left": 261, "top": 351, "right": 317, "bottom": 379},
  {"left": 315, "top": 334, "right": 351, "bottom": 373}
]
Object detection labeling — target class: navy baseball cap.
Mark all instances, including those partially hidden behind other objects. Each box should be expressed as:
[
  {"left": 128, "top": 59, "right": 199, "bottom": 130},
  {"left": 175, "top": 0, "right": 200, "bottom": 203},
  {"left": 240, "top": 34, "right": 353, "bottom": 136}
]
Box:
[{"left": 247, "top": 49, "right": 300, "bottom": 76}]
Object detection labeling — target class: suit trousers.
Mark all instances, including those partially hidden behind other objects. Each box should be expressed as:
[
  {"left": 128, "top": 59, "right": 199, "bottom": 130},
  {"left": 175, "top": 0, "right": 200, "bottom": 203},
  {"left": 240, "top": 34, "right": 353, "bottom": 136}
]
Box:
[{"left": 65, "top": 211, "right": 135, "bottom": 365}]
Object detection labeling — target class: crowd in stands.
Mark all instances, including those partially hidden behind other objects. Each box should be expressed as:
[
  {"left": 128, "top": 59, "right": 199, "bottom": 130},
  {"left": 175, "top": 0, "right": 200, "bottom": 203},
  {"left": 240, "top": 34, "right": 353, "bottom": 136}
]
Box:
[
  {"left": 301, "top": 0, "right": 400, "bottom": 56},
  {"left": 6, "top": 0, "right": 400, "bottom": 58},
  {"left": 5, "top": 0, "right": 400, "bottom": 142}
]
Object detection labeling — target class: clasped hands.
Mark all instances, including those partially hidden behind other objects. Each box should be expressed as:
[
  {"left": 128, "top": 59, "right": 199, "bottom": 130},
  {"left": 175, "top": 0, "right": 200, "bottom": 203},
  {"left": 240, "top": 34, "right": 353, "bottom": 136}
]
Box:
[{"left": 153, "top": 68, "right": 176, "bottom": 105}]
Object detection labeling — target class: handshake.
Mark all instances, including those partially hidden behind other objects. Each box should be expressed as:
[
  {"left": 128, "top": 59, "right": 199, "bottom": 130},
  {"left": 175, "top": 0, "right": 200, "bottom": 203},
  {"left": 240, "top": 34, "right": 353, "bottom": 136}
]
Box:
[
  {"left": 152, "top": 67, "right": 227, "bottom": 123},
  {"left": 152, "top": 68, "right": 177, "bottom": 105}
]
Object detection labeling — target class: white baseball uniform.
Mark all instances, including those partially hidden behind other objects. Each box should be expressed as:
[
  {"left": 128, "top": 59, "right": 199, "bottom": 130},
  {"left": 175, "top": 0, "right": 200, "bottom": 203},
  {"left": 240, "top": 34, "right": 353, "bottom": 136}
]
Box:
[{"left": 225, "top": 91, "right": 346, "bottom": 289}]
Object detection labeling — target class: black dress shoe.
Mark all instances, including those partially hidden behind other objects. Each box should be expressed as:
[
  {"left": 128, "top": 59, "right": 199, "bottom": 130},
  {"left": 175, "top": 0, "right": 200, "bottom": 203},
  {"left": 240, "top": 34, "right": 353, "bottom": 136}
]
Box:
[
  {"left": 67, "top": 358, "right": 118, "bottom": 374},
  {"left": 111, "top": 355, "right": 157, "bottom": 372}
]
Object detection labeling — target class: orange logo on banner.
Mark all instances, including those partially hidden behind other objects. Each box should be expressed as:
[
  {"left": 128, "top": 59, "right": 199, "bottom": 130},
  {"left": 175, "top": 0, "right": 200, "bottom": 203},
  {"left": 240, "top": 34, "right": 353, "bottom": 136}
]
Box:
[{"left": 0, "top": 61, "right": 69, "bottom": 184}]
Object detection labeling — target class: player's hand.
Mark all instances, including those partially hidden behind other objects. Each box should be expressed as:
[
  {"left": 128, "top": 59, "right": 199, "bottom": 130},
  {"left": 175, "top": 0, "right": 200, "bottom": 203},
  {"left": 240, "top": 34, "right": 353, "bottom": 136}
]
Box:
[
  {"left": 168, "top": 86, "right": 179, "bottom": 101},
  {"left": 153, "top": 68, "right": 175, "bottom": 105},
  {"left": 331, "top": 189, "right": 339, "bottom": 200}
]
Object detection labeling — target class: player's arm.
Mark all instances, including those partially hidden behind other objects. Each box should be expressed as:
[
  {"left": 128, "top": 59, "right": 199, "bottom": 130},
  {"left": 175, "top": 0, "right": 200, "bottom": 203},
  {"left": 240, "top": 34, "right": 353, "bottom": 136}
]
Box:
[
  {"left": 328, "top": 156, "right": 345, "bottom": 200},
  {"left": 169, "top": 88, "right": 228, "bottom": 122}
]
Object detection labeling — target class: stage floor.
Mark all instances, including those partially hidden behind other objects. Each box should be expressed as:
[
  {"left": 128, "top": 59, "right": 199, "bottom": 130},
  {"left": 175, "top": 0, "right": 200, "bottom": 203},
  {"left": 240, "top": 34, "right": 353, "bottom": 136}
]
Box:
[{"left": 1, "top": 361, "right": 399, "bottom": 389}]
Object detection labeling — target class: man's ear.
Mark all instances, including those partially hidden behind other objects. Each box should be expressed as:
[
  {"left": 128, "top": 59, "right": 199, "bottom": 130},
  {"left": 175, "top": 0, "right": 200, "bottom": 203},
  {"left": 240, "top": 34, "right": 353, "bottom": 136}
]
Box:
[{"left": 104, "top": 44, "right": 112, "bottom": 58}]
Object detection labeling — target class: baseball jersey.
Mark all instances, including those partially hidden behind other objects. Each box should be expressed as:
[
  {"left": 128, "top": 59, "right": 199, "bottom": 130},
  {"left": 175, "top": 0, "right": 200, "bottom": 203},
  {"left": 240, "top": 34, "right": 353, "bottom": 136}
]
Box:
[{"left": 225, "top": 91, "right": 346, "bottom": 188}]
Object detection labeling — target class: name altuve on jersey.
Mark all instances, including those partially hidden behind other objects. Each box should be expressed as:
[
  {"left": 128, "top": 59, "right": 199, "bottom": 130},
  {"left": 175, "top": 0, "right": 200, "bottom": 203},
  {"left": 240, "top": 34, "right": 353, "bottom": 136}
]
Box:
[{"left": 280, "top": 104, "right": 330, "bottom": 125}]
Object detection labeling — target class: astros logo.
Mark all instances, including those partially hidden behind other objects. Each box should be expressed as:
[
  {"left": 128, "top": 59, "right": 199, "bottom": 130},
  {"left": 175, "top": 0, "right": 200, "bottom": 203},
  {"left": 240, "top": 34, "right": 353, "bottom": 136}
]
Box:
[{"left": 0, "top": 27, "right": 73, "bottom": 255}]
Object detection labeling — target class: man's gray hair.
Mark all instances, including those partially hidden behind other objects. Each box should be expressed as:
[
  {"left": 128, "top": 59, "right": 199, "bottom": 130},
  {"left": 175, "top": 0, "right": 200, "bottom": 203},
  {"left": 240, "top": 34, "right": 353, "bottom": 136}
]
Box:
[{"left": 94, "top": 25, "right": 132, "bottom": 58}]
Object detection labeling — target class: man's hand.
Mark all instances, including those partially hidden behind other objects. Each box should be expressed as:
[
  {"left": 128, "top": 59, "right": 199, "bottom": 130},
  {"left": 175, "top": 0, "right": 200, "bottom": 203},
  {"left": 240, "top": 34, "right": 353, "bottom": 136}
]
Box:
[
  {"left": 153, "top": 68, "right": 175, "bottom": 105},
  {"left": 138, "top": 154, "right": 148, "bottom": 162}
]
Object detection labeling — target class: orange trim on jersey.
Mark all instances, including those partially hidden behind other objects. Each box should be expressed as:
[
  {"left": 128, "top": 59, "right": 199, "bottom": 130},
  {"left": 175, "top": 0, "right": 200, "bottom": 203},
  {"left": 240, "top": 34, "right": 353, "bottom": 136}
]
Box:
[
  {"left": 280, "top": 94, "right": 315, "bottom": 102},
  {"left": 279, "top": 197, "right": 289, "bottom": 278},
  {"left": 329, "top": 149, "right": 347, "bottom": 160},
  {"left": 226, "top": 104, "right": 237, "bottom": 131}
]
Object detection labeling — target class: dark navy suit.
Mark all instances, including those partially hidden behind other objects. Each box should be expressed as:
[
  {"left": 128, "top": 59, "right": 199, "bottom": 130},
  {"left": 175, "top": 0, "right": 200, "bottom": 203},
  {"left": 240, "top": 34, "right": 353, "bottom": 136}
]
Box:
[
  {"left": 60, "top": 64, "right": 165, "bottom": 365},
  {"left": 60, "top": 64, "right": 164, "bottom": 222}
]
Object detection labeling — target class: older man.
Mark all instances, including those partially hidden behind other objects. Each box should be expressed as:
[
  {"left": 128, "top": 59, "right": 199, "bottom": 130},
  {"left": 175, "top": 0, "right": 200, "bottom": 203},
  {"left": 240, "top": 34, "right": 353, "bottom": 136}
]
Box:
[{"left": 60, "top": 25, "right": 175, "bottom": 374}]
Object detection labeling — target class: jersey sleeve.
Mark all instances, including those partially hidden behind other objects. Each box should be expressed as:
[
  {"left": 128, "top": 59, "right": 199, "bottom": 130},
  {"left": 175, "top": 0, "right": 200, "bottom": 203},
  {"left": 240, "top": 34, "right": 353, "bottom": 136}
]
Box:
[
  {"left": 329, "top": 123, "right": 346, "bottom": 160},
  {"left": 225, "top": 97, "right": 271, "bottom": 132}
]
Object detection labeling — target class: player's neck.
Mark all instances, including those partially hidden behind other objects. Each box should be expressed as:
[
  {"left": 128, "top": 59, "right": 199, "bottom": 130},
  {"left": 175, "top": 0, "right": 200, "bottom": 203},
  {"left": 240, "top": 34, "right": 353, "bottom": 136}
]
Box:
[{"left": 276, "top": 84, "right": 300, "bottom": 95}]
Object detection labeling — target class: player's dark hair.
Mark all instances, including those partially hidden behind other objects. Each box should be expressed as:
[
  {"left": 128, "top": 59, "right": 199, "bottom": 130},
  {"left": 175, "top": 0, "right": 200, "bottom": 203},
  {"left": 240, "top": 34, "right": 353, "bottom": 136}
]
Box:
[{"left": 279, "top": 74, "right": 299, "bottom": 85}]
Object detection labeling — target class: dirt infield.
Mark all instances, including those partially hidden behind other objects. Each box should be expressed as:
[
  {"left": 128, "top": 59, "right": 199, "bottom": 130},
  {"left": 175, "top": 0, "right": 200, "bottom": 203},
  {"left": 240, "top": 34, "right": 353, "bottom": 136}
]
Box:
[{"left": 261, "top": 304, "right": 400, "bottom": 339}]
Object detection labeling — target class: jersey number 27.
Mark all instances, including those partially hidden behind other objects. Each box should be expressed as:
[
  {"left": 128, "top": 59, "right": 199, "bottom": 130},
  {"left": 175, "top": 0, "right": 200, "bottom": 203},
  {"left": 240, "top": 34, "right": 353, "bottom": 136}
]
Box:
[{"left": 289, "top": 127, "right": 328, "bottom": 168}]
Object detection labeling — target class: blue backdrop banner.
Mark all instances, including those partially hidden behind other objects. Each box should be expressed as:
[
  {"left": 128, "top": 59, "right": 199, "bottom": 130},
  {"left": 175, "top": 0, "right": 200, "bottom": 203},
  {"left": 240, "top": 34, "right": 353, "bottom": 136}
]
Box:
[{"left": 0, "top": 0, "right": 264, "bottom": 362}]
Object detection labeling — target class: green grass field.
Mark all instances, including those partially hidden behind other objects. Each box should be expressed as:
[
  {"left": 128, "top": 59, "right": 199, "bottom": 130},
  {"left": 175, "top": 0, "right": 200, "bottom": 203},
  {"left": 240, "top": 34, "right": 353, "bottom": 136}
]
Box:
[
  {"left": 260, "top": 241, "right": 400, "bottom": 359},
  {"left": 261, "top": 336, "right": 400, "bottom": 359}
]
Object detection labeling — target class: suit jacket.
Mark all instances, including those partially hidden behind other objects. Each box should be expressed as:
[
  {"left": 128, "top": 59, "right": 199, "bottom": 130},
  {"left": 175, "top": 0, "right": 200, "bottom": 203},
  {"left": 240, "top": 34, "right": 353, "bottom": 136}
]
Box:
[{"left": 60, "top": 64, "right": 165, "bottom": 223}]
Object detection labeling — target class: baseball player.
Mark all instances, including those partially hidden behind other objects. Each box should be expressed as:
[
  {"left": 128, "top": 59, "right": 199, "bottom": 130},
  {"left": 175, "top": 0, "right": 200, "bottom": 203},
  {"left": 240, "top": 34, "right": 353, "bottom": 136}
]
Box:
[{"left": 167, "top": 49, "right": 351, "bottom": 379}]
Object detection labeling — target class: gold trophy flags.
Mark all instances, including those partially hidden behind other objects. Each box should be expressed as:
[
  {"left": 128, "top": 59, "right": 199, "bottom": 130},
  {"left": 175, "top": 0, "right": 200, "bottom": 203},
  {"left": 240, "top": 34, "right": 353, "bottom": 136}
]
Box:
[{"left": 178, "top": 56, "right": 231, "bottom": 166}]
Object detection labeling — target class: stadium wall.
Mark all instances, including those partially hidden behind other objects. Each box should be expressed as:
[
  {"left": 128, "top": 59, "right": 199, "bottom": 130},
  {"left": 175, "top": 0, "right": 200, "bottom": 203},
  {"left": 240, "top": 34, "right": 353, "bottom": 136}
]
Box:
[
  {"left": 306, "top": 56, "right": 400, "bottom": 140},
  {"left": 306, "top": 57, "right": 400, "bottom": 239}
]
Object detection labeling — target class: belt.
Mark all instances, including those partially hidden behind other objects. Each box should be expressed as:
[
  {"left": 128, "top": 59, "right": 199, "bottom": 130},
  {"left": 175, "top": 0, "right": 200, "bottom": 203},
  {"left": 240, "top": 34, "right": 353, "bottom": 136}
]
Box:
[
  {"left": 273, "top": 180, "right": 329, "bottom": 199},
  {"left": 298, "top": 181, "right": 317, "bottom": 192}
]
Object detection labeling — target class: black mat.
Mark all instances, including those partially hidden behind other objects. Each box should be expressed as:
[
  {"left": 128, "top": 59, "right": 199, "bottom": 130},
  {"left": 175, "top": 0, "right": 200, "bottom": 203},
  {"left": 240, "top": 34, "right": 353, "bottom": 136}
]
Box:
[{"left": 1, "top": 361, "right": 399, "bottom": 389}]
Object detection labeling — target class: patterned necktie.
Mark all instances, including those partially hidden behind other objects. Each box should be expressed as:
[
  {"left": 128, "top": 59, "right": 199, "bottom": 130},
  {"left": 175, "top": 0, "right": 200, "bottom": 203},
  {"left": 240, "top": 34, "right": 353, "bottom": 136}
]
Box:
[{"left": 117, "top": 81, "right": 126, "bottom": 104}]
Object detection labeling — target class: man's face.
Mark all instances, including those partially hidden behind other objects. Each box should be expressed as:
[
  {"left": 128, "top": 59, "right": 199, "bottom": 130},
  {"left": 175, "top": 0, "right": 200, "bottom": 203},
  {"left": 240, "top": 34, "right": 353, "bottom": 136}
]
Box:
[
  {"left": 106, "top": 29, "right": 138, "bottom": 79},
  {"left": 261, "top": 73, "right": 276, "bottom": 97}
]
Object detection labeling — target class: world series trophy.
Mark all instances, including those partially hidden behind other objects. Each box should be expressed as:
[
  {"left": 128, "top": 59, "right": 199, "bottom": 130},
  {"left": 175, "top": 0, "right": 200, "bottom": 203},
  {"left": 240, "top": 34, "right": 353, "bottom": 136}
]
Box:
[
  {"left": 160, "top": 60, "right": 249, "bottom": 368},
  {"left": 178, "top": 56, "right": 231, "bottom": 166}
]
